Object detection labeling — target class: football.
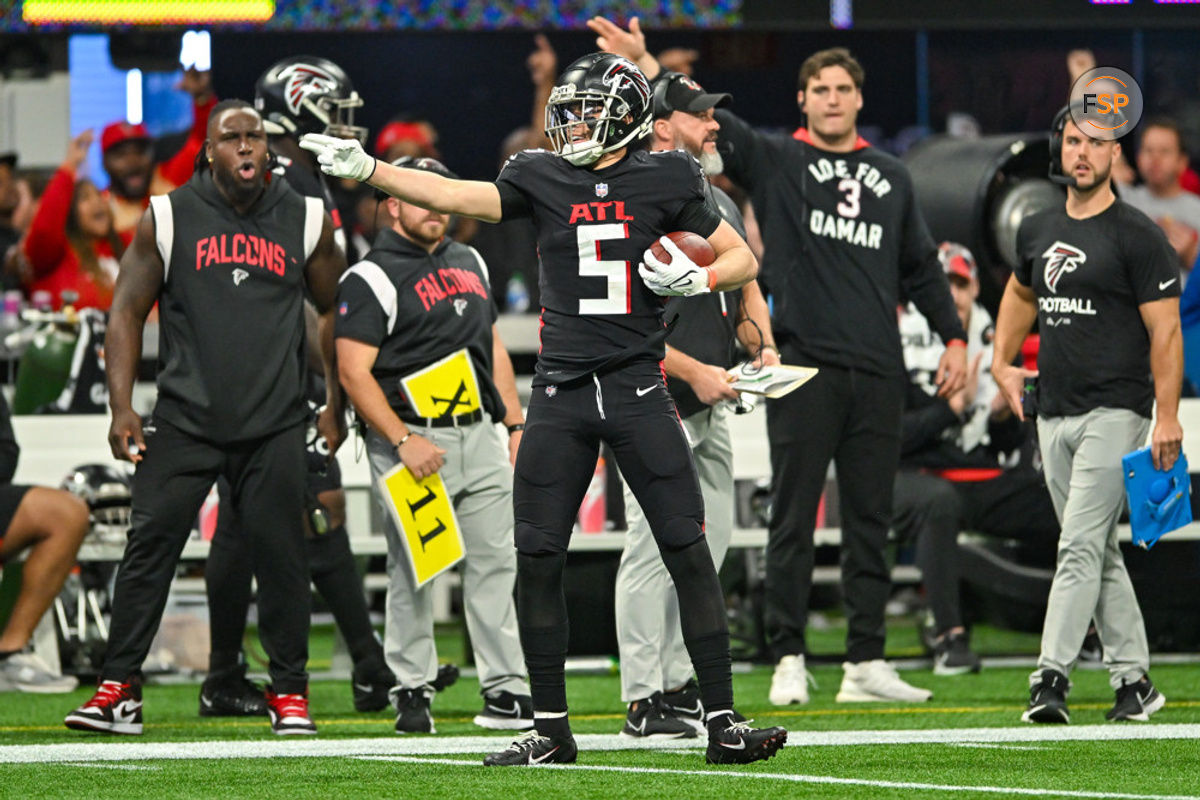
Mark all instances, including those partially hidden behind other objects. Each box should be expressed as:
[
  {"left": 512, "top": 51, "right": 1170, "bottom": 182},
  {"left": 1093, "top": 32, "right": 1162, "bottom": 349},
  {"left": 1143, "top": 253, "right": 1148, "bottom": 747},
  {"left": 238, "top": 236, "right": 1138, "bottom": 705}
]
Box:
[{"left": 649, "top": 231, "right": 716, "bottom": 267}]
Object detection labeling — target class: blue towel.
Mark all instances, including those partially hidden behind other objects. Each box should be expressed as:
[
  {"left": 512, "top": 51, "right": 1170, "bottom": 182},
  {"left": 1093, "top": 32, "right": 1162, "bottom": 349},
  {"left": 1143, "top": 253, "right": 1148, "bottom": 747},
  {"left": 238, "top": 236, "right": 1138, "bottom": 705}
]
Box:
[{"left": 1122, "top": 447, "right": 1192, "bottom": 550}]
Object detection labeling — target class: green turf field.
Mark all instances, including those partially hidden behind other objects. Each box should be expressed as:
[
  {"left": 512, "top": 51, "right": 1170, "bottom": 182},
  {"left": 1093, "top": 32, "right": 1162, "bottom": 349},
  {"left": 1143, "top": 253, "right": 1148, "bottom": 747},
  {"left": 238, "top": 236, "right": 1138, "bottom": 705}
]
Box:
[{"left": 3, "top": 619, "right": 1199, "bottom": 800}]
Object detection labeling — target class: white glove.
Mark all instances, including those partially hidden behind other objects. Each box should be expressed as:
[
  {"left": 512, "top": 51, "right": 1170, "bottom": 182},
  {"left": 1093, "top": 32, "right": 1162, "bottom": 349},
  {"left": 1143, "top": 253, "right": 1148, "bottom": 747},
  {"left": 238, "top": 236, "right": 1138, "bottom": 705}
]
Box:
[
  {"left": 298, "top": 133, "right": 377, "bottom": 182},
  {"left": 638, "top": 235, "right": 712, "bottom": 297}
]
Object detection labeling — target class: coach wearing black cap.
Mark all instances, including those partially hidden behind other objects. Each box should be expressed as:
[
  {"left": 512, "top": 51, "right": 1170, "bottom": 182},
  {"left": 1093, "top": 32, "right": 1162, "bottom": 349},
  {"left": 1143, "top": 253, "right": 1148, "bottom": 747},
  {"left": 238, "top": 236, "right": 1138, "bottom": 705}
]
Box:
[{"left": 612, "top": 71, "right": 779, "bottom": 739}]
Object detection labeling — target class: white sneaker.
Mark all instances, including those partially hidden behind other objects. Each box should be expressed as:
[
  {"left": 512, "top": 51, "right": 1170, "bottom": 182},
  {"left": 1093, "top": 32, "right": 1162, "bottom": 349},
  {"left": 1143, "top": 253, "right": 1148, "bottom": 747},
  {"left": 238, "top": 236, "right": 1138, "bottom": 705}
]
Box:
[
  {"left": 769, "top": 654, "right": 815, "bottom": 705},
  {"left": 836, "top": 660, "right": 932, "bottom": 703},
  {"left": 0, "top": 652, "right": 79, "bottom": 694}
]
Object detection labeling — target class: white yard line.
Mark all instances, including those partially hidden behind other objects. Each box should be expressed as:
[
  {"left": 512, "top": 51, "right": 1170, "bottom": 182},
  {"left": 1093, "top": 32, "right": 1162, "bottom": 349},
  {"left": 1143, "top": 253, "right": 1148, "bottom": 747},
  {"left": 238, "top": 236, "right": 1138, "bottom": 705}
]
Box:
[
  {"left": 2, "top": 724, "right": 1199, "bottom": 765},
  {"left": 356, "top": 755, "right": 1200, "bottom": 800}
]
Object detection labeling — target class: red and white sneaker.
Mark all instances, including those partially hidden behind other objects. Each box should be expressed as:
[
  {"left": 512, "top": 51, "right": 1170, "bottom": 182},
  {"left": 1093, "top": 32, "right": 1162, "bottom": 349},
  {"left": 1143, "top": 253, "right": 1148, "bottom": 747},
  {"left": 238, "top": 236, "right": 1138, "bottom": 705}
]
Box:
[
  {"left": 65, "top": 678, "right": 144, "bottom": 735},
  {"left": 266, "top": 687, "right": 317, "bottom": 735}
]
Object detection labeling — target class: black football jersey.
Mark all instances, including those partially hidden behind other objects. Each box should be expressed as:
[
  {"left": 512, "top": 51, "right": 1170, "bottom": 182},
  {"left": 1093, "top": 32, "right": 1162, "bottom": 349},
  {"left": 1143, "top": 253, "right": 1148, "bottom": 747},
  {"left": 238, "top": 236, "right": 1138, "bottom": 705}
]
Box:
[
  {"left": 148, "top": 170, "right": 323, "bottom": 443},
  {"left": 496, "top": 148, "right": 721, "bottom": 383}
]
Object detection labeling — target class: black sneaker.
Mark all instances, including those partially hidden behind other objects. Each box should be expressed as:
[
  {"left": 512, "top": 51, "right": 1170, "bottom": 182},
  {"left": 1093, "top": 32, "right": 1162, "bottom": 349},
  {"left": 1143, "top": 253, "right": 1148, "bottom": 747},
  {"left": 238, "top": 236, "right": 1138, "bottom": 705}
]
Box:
[
  {"left": 199, "top": 666, "right": 268, "bottom": 717},
  {"left": 430, "top": 663, "right": 460, "bottom": 693},
  {"left": 933, "top": 632, "right": 982, "bottom": 676},
  {"left": 393, "top": 687, "right": 435, "bottom": 734},
  {"left": 1107, "top": 677, "right": 1166, "bottom": 722},
  {"left": 661, "top": 679, "right": 705, "bottom": 733},
  {"left": 1022, "top": 668, "right": 1070, "bottom": 724},
  {"left": 65, "top": 678, "right": 144, "bottom": 735},
  {"left": 706, "top": 717, "right": 788, "bottom": 765},
  {"left": 351, "top": 658, "right": 396, "bottom": 713},
  {"left": 473, "top": 690, "right": 534, "bottom": 730},
  {"left": 621, "top": 692, "right": 698, "bottom": 739},
  {"left": 483, "top": 730, "right": 578, "bottom": 766}
]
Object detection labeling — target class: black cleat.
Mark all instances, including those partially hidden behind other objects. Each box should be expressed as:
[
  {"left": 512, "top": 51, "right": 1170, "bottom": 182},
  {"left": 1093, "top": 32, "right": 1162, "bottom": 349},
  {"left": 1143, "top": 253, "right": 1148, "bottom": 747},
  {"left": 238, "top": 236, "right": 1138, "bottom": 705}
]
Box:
[
  {"left": 933, "top": 632, "right": 982, "bottom": 676},
  {"left": 483, "top": 730, "right": 578, "bottom": 766},
  {"left": 351, "top": 658, "right": 396, "bottom": 713},
  {"left": 393, "top": 687, "right": 435, "bottom": 734},
  {"left": 706, "top": 718, "right": 787, "bottom": 765},
  {"left": 1107, "top": 676, "right": 1165, "bottom": 722},
  {"left": 199, "top": 666, "right": 267, "bottom": 717},
  {"left": 430, "top": 663, "right": 460, "bottom": 693},
  {"left": 660, "top": 679, "right": 705, "bottom": 733},
  {"left": 621, "top": 692, "right": 697, "bottom": 739},
  {"left": 473, "top": 690, "right": 534, "bottom": 730},
  {"left": 1022, "top": 668, "right": 1070, "bottom": 724}
]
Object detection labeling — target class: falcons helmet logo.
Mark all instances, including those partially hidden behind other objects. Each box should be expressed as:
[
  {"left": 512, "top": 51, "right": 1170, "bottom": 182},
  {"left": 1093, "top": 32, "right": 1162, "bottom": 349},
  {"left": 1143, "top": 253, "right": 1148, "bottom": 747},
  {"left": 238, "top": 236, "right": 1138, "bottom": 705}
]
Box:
[
  {"left": 601, "top": 58, "right": 651, "bottom": 109},
  {"left": 1041, "top": 241, "right": 1086, "bottom": 294},
  {"left": 275, "top": 62, "right": 340, "bottom": 116}
]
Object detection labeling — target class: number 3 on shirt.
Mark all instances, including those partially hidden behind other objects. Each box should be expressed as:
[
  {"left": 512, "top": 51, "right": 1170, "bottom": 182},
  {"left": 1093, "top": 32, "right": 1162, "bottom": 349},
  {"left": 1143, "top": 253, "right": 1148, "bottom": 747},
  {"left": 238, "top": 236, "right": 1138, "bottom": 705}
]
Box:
[
  {"left": 837, "top": 178, "right": 861, "bottom": 218},
  {"left": 577, "top": 223, "right": 630, "bottom": 315}
]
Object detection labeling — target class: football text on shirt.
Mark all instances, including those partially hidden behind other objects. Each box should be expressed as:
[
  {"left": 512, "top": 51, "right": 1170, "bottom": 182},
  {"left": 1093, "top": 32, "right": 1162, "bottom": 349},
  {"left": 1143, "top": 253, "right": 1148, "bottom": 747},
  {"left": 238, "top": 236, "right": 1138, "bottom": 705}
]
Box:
[
  {"left": 414, "top": 267, "right": 490, "bottom": 312},
  {"left": 195, "top": 233, "right": 287, "bottom": 275},
  {"left": 1038, "top": 241, "right": 1096, "bottom": 321},
  {"left": 806, "top": 158, "right": 889, "bottom": 251}
]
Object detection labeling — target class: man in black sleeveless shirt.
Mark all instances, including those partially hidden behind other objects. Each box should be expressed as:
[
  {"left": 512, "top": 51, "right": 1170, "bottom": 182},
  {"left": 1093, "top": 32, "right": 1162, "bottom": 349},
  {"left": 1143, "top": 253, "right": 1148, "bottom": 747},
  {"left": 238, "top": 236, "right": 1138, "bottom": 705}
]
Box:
[
  {"left": 65, "top": 101, "right": 347, "bottom": 737},
  {"left": 198, "top": 56, "right": 396, "bottom": 719},
  {"left": 993, "top": 110, "right": 1182, "bottom": 725},
  {"left": 301, "top": 52, "right": 786, "bottom": 766}
]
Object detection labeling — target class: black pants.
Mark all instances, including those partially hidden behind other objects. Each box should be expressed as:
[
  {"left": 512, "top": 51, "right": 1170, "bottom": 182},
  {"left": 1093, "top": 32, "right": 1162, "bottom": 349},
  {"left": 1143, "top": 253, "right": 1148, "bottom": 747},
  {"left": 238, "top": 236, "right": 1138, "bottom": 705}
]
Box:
[
  {"left": 205, "top": 463, "right": 382, "bottom": 675},
  {"left": 514, "top": 362, "right": 704, "bottom": 554},
  {"left": 764, "top": 360, "right": 904, "bottom": 662},
  {"left": 101, "top": 419, "right": 311, "bottom": 693},
  {"left": 891, "top": 467, "right": 1059, "bottom": 633}
]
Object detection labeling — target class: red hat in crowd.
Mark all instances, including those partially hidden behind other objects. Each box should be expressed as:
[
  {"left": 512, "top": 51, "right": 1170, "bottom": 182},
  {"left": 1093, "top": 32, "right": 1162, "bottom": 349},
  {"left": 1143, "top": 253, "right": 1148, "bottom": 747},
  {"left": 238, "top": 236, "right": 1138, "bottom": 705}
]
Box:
[
  {"left": 101, "top": 121, "right": 151, "bottom": 155},
  {"left": 937, "top": 241, "right": 977, "bottom": 282},
  {"left": 374, "top": 121, "right": 436, "bottom": 158}
]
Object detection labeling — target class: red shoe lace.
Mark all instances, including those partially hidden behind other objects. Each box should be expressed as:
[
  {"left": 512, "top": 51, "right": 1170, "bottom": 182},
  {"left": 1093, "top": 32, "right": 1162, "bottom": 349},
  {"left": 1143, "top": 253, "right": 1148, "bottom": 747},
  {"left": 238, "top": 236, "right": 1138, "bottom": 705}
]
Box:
[
  {"left": 267, "top": 691, "right": 309, "bottom": 718},
  {"left": 85, "top": 680, "right": 129, "bottom": 708}
]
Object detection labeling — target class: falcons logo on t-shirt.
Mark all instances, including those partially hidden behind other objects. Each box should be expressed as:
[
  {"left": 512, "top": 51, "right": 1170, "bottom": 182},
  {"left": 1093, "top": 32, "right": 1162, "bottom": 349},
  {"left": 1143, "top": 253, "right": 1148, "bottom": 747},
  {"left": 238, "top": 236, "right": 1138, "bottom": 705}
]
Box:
[{"left": 1042, "top": 241, "right": 1087, "bottom": 294}]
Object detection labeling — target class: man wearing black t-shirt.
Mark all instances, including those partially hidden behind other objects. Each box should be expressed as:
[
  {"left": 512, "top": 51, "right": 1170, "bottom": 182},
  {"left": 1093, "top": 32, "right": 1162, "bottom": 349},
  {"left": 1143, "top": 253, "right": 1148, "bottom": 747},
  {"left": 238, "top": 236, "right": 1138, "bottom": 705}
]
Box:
[
  {"left": 993, "top": 111, "right": 1182, "bottom": 724},
  {"left": 586, "top": 19, "right": 966, "bottom": 705},
  {"left": 335, "top": 156, "right": 532, "bottom": 735},
  {"left": 301, "top": 52, "right": 786, "bottom": 766},
  {"left": 612, "top": 72, "right": 780, "bottom": 739},
  {"left": 65, "top": 100, "right": 347, "bottom": 737}
]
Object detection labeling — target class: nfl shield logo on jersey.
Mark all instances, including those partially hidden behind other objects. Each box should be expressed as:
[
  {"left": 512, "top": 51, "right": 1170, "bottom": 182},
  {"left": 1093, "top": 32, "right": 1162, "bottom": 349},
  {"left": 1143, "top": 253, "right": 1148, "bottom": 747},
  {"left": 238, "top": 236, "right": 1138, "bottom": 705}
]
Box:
[
  {"left": 545, "top": 385, "right": 558, "bottom": 398},
  {"left": 595, "top": 183, "right": 608, "bottom": 198}
]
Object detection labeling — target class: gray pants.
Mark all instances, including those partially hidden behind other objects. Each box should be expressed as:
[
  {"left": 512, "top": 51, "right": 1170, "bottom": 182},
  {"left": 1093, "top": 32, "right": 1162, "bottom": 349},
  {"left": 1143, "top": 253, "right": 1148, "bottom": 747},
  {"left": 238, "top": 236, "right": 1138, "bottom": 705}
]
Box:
[
  {"left": 614, "top": 404, "right": 734, "bottom": 702},
  {"left": 366, "top": 423, "right": 528, "bottom": 698},
  {"left": 1035, "top": 407, "right": 1152, "bottom": 690}
]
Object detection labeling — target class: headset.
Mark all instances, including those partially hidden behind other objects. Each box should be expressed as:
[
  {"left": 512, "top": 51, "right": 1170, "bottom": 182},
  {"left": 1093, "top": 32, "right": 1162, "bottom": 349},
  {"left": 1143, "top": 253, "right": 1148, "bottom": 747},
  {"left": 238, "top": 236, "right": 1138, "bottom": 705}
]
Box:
[
  {"left": 650, "top": 71, "right": 686, "bottom": 119},
  {"left": 1048, "top": 104, "right": 1074, "bottom": 187}
]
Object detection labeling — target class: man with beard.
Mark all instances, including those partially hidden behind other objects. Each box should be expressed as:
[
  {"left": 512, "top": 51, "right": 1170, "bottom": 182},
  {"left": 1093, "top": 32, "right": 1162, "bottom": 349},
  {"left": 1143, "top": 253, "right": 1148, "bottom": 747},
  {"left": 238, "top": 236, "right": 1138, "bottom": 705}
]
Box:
[
  {"left": 102, "top": 68, "right": 217, "bottom": 240},
  {"left": 336, "top": 156, "right": 532, "bottom": 735},
  {"left": 587, "top": 17, "right": 964, "bottom": 708},
  {"left": 993, "top": 108, "right": 1182, "bottom": 725},
  {"left": 196, "top": 54, "right": 397, "bottom": 721},
  {"left": 64, "top": 100, "right": 347, "bottom": 736},
  {"left": 612, "top": 72, "right": 779, "bottom": 739}
]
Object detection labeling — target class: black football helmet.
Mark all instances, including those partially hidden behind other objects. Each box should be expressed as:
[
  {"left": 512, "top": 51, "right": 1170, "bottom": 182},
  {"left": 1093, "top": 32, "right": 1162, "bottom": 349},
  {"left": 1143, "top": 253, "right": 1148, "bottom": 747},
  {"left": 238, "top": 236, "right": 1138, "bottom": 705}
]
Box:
[
  {"left": 61, "top": 464, "right": 133, "bottom": 545},
  {"left": 254, "top": 55, "right": 367, "bottom": 143},
  {"left": 545, "top": 52, "right": 653, "bottom": 166}
]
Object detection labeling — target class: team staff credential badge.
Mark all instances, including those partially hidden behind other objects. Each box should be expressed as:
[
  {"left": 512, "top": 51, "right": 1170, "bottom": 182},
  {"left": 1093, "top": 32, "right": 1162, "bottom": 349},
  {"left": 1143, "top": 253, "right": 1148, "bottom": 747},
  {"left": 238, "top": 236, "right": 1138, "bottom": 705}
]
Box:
[{"left": 378, "top": 466, "right": 465, "bottom": 587}]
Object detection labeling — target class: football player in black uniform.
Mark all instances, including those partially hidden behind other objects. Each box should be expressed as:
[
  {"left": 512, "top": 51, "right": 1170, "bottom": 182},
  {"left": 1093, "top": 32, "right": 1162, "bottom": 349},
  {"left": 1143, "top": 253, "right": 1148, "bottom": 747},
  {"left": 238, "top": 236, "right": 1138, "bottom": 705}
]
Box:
[
  {"left": 588, "top": 18, "right": 966, "bottom": 706},
  {"left": 301, "top": 52, "right": 786, "bottom": 766},
  {"left": 196, "top": 57, "right": 397, "bottom": 718},
  {"left": 66, "top": 100, "right": 347, "bottom": 736}
]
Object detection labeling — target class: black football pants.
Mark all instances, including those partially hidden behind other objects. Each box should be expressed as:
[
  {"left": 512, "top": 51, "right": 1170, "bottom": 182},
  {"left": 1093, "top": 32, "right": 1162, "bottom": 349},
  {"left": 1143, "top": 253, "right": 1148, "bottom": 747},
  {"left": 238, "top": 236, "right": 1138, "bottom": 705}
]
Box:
[
  {"left": 101, "top": 419, "right": 311, "bottom": 693},
  {"left": 764, "top": 360, "right": 904, "bottom": 663}
]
